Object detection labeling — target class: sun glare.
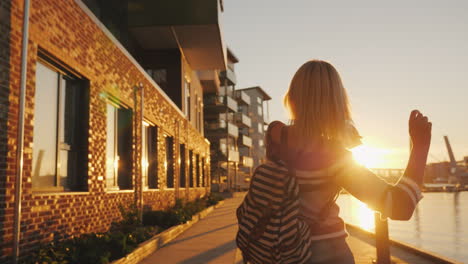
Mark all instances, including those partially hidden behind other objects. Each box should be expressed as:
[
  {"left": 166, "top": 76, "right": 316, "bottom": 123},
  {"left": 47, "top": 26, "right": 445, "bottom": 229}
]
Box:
[
  {"left": 352, "top": 200, "right": 375, "bottom": 231},
  {"left": 350, "top": 145, "right": 391, "bottom": 168}
]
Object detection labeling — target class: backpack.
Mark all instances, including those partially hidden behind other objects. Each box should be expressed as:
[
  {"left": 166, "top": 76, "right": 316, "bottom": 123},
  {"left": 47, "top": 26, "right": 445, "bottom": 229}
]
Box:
[{"left": 235, "top": 126, "right": 313, "bottom": 264}]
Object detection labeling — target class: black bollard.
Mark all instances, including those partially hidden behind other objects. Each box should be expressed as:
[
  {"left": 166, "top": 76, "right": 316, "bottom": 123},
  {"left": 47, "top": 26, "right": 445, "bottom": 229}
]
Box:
[{"left": 374, "top": 212, "right": 391, "bottom": 264}]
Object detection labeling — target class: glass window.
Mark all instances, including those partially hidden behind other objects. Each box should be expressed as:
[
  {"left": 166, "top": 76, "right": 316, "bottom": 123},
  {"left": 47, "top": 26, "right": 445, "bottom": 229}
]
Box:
[
  {"left": 143, "top": 123, "right": 158, "bottom": 189},
  {"left": 147, "top": 69, "right": 167, "bottom": 90},
  {"left": 257, "top": 97, "right": 262, "bottom": 104},
  {"left": 180, "top": 144, "right": 186, "bottom": 188},
  {"left": 32, "top": 60, "right": 88, "bottom": 191},
  {"left": 165, "top": 136, "right": 174, "bottom": 188},
  {"left": 106, "top": 104, "right": 133, "bottom": 190},
  {"left": 259, "top": 139, "right": 264, "bottom": 147},
  {"left": 106, "top": 104, "right": 117, "bottom": 189},
  {"left": 184, "top": 79, "right": 191, "bottom": 120},
  {"left": 196, "top": 154, "right": 200, "bottom": 187},
  {"left": 189, "top": 150, "right": 194, "bottom": 187},
  {"left": 258, "top": 123, "right": 263, "bottom": 133},
  {"left": 201, "top": 157, "right": 206, "bottom": 187},
  {"left": 257, "top": 105, "right": 262, "bottom": 116}
]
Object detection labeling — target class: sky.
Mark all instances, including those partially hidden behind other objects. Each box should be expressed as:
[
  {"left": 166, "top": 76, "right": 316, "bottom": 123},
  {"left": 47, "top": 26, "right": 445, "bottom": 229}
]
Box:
[{"left": 222, "top": 0, "right": 468, "bottom": 168}]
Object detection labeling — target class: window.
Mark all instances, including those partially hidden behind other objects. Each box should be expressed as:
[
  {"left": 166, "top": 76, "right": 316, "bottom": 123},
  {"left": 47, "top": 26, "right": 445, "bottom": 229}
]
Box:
[
  {"left": 106, "top": 104, "right": 133, "bottom": 190},
  {"left": 184, "top": 78, "right": 191, "bottom": 120},
  {"left": 143, "top": 123, "right": 158, "bottom": 189},
  {"left": 195, "top": 95, "right": 200, "bottom": 131},
  {"left": 198, "top": 99, "right": 203, "bottom": 133},
  {"left": 202, "top": 157, "right": 206, "bottom": 187},
  {"left": 196, "top": 154, "right": 200, "bottom": 187},
  {"left": 189, "top": 150, "right": 194, "bottom": 187},
  {"left": 147, "top": 69, "right": 168, "bottom": 91},
  {"left": 257, "top": 105, "right": 262, "bottom": 116},
  {"left": 257, "top": 97, "right": 262, "bottom": 104},
  {"left": 32, "top": 59, "right": 89, "bottom": 191},
  {"left": 258, "top": 123, "right": 263, "bottom": 133},
  {"left": 259, "top": 139, "right": 264, "bottom": 147},
  {"left": 179, "top": 144, "right": 186, "bottom": 188},
  {"left": 165, "top": 135, "right": 174, "bottom": 188}
]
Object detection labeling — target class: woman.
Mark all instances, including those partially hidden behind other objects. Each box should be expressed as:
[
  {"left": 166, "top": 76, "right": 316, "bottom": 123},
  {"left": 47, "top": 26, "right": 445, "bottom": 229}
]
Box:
[{"left": 266, "top": 60, "right": 431, "bottom": 263}]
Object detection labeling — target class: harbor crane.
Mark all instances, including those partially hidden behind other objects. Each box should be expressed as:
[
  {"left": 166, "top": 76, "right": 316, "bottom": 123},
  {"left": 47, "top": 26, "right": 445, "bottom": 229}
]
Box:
[{"left": 443, "top": 136, "right": 468, "bottom": 186}]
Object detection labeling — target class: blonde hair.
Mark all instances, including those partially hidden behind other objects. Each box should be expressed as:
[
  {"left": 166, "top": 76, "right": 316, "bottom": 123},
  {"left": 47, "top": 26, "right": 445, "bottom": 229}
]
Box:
[{"left": 284, "top": 60, "right": 355, "bottom": 147}]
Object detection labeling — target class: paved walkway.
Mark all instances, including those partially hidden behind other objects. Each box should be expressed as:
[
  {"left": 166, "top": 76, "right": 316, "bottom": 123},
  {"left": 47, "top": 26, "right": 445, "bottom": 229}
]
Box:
[
  {"left": 139, "top": 194, "right": 414, "bottom": 264},
  {"left": 139, "top": 195, "right": 243, "bottom": 264}
]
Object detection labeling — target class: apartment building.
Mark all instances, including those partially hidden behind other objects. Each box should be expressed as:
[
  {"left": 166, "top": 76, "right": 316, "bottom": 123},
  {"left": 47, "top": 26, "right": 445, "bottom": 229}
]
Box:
[
  {"left": 237, "top": 87, "right": 272, "bottom": 171},
  {"left": 203, "top": 49, "right": 241, "bottom": 192},
  {"left": 234, "top": 89, "right": 254, "bottom": 190},
  {"left": 0, "top": 0, "right": 226, "bottom": 261}
]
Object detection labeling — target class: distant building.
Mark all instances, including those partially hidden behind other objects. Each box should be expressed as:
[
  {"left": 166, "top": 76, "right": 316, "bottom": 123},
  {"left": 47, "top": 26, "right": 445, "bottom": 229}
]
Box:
[
  {"left": 425, "top": 162, "right": 451, "bottom": 183},
  {"left": 237, "top": 87, "right": 272, "bottom": 177}
]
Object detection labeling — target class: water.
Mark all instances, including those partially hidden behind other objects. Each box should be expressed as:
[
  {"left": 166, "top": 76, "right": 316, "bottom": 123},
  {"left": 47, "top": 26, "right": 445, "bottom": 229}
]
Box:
[{"left": 337, "top": 192, "right": 468, "bottom": 263}]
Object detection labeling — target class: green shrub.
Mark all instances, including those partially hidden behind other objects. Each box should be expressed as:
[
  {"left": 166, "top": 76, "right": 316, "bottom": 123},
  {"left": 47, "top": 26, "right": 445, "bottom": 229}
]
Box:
[
  {"left": 24, "top": 194, "right": 220, "bottom": 263},
  {"left": 206, "top": 192, "right": 224, "bottom": 206}
]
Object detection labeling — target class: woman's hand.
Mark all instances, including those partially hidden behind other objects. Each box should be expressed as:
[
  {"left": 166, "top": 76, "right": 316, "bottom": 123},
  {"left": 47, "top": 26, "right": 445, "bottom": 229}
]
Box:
[{"left": 409, "top": 110, "right": 432, "bottom": 152}]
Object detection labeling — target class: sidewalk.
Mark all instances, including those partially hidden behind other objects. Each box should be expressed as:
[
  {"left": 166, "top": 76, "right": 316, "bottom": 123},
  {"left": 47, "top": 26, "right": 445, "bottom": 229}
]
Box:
[
  {"left": 139, "top": 193, "right": 403, "bottom": 264},
  {"left": 139, "top": 194, "right": 244, "bottom": 264}
]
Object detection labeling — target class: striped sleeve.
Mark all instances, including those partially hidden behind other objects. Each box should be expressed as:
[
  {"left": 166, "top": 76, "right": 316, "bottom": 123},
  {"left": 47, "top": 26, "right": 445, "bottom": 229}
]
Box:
[{"left": 334, "top": 154, "right": 423, "bottom": 221}]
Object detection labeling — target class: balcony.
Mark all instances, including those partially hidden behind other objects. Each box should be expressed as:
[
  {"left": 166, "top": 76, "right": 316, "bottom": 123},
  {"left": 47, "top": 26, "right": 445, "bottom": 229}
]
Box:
[
  {"left": 235, "top": 113, "right": 251, "bottom": 128},
  {"left": 241, "top": 156, "right": 254, "bottom": 168},
  {"left": 229, "top": 150, "right": 240, "bottom": 163},
  {"left": 238, "top": 135, "right": 252, "bottom": 148},
  {"left": 227, "top": 122, "right": 239, "bottom": 138},
  {"left": 225, "top": 96, "right": 238, "bottom": 112},
  {"left": 235, "top": 90, "right": 251, "bottom": 105},
  {"left": 198, "top": 70, "right": 221, "bottom": 93},
  {"left": 204, "top": 95, "right": 237, "bottom": 113},
  {"left": 219, "top": 144, "right": 239, "bottom": 163},
  {"left": 128, "top": 0, "right": 226, "bottom": 70},
  {"left": 205, "top": 119, "right": 226, "bottom": 131},
  {"left": 219, "top": 68, "right": 237, "bottom": 86}
]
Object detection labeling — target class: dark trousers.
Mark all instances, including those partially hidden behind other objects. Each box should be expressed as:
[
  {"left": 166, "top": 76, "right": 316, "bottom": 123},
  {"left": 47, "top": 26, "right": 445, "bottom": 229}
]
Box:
[{"left": 307, "top": 237, "right": 355, "bottom": 264}]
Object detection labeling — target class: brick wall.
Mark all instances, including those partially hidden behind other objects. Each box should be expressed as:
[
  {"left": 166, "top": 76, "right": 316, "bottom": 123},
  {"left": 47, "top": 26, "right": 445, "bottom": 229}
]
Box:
[
  {"left": 0, "top": 0, "right": 12, "bottom": 260},
  {"left": 0, "top": 0, "right": 211, "bottom": 262}
]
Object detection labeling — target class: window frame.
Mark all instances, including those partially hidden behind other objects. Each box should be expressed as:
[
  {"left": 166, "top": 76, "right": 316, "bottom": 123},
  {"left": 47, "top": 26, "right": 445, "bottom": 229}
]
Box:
[
  {"left": 105, "top": 100, "right": 133, "bottom": 191},
  {"left": 32, "top": 53, "right": 89, "bottom": 193}
]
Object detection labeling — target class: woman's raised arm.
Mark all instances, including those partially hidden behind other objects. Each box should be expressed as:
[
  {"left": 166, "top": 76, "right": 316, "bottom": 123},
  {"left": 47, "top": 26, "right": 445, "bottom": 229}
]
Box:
[{"left": 335, "top": 110, "right": 431, "bottom": 221}]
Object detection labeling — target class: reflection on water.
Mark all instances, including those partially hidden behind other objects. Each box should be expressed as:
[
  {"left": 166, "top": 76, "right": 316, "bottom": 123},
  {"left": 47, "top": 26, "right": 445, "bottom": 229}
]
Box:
[{"left": 337, "top": 192, "right": 468, "bottom": 263}]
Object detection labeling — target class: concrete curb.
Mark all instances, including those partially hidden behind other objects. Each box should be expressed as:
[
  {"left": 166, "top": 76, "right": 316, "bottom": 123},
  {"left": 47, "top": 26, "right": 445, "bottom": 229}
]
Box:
[
  {"left": 111, "top": 200, "right": 225, "bottom": 264},
  {"left": 345, "top": 223, "right": 463, "bottom": 264}
]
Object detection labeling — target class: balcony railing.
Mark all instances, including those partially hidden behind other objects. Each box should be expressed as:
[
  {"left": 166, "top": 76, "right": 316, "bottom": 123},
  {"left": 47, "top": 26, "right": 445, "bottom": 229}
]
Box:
[
  {"left": 219, "top": 68, "right": 237, "bottom": 86},
  {"left": 239, "top": 134, "right": 252, "bottom": 148},
  {"left": 204, "top": 95, "right": 237, "bottom": 113},
  {"left": 229, "top": 150, "right": 240, "bottom": 163},
  {"left": 235, "top": 112, "right": 251, "bottom": 128},
  {"left": 236, "top": 90, "right": 251, "bottom": 105},
  {"left": 219, "top": 143, "right": 239, "bottom": 163},
  {"left": 241, "top": 156, "right": 253, "bottom": 167},
  {"left": 225, "top": 96, "right": 238, "bottom": 112},
  {"left": 227, "top": 122, "right": 239, "bottom": 138},
  {"left": 205, "top": 119, "right": 226, "bottom": 131}
]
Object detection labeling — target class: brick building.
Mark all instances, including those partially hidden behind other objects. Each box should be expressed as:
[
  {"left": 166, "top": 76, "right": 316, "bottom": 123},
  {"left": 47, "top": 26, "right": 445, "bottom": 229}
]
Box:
[{"left": 0, "top": 0, "right": 227, "bottom": 262}]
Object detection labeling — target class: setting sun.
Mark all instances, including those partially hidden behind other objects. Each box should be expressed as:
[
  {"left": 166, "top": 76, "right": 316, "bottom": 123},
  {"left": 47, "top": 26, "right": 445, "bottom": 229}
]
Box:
[{"left": 350, "top": 145, "right": 392, "bottom": 169}]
